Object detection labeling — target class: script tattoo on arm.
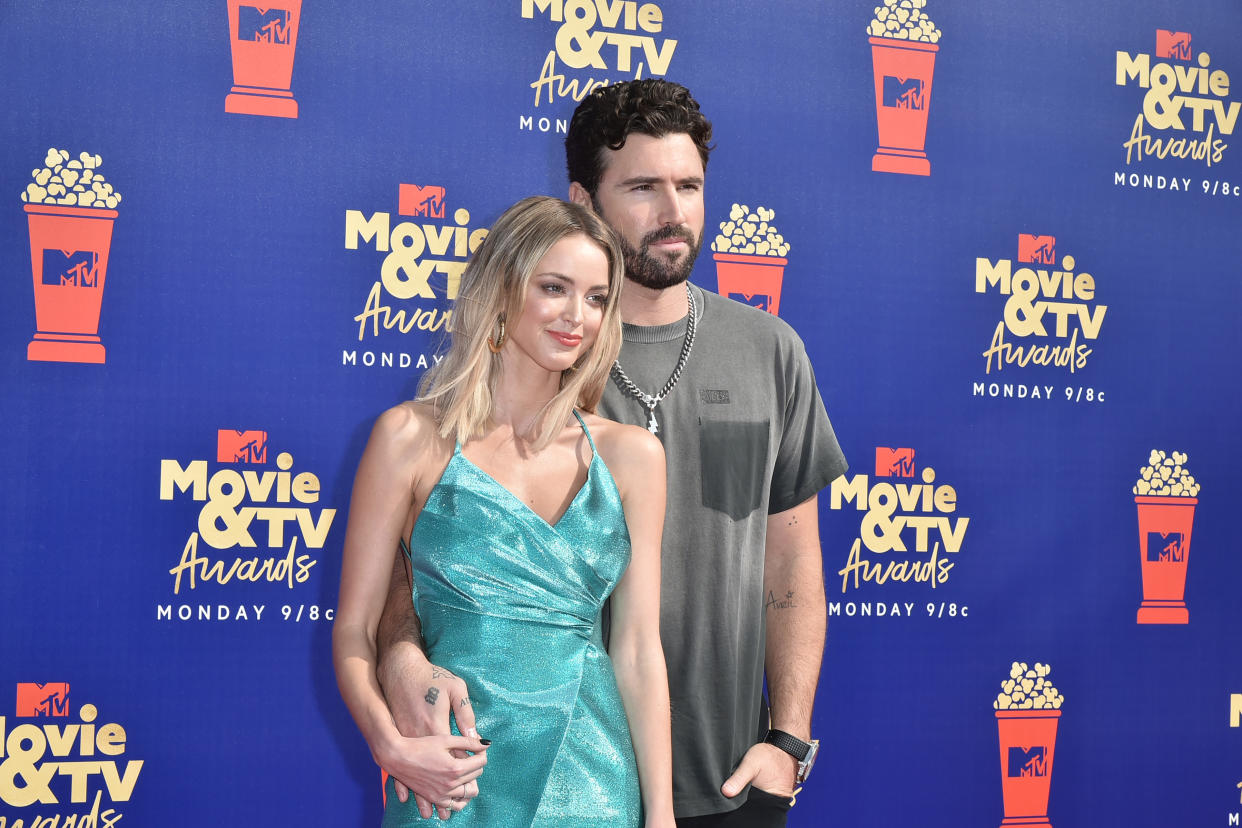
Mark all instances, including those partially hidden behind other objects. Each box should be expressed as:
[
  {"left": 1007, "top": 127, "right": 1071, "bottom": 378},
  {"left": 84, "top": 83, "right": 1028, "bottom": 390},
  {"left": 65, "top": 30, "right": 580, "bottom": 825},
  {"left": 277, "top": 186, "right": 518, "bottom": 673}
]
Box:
[
  {"left": 765, "top": 589, "right": 797, "bottom": 611},
  {"left": 424, "top": 686, "right": 440, "bottom": 705}
]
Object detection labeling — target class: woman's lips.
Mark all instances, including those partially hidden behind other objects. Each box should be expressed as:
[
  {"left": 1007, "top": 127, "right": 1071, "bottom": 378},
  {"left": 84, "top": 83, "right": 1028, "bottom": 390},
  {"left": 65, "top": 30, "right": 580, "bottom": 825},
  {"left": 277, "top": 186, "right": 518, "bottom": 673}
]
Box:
[{"left": 548, "top": 331, "right": 581, "bottom": 346}]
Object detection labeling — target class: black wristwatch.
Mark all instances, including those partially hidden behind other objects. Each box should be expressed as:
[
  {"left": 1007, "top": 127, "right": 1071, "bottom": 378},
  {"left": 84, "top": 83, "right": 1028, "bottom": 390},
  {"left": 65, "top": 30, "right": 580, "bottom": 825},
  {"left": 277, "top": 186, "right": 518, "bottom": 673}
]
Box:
[{"left": 764, "top": 729, "right": 819, "bottom": 783}]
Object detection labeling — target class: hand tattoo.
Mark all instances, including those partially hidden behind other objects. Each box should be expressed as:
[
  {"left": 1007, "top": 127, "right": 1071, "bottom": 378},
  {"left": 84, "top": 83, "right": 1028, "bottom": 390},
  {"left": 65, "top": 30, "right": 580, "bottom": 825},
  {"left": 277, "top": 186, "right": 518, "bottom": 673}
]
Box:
[
  {"left": 431, "top": 666, "right": 456, "bottom": 679},
  {"left": 425, "top": 686, "right": 440, "bottom": 705}
]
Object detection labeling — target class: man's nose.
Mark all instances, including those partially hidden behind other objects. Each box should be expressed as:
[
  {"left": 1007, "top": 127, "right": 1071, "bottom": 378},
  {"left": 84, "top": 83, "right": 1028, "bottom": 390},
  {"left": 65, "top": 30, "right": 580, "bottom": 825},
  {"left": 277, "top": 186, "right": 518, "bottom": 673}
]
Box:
[{"left": 657, "top": 186, "right": 687, "bottom": 228}]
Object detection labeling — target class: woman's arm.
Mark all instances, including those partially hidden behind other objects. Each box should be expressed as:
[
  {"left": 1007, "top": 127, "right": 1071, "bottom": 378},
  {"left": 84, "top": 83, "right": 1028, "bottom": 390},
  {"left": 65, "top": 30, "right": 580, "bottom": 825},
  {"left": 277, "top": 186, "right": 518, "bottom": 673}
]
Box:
[
  {"left": 375, "top": 548, "right": 480, "bottom": 816},
  {"left": 332, "top": 405, "right": 487, "bottom": 811},
  {"left": 604, "top": 424, "right": 675, "bottom": 827}
]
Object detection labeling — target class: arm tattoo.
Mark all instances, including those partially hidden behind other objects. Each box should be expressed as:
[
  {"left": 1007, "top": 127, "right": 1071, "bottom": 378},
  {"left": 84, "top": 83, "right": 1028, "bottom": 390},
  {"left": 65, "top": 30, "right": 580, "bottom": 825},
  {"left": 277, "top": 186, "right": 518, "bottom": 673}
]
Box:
[
  {"left": 425, "top": 686, "right": 440, "bottom": 705},
  {"left": 764, "top": 589, "right": 797, "bottom": 611},
  {"left": 460, "top": 697, "right": 471, "bottom": 709},
  {"left": 431, "top": 666, "right": 456, "bottom": 679}
]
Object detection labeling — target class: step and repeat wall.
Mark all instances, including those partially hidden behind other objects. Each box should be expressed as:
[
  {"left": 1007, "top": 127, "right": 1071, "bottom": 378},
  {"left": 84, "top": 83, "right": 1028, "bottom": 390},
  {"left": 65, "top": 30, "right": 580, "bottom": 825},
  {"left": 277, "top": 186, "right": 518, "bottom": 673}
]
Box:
[{"left": 3, "top": 1, "right": 1240, "bottom": 825}]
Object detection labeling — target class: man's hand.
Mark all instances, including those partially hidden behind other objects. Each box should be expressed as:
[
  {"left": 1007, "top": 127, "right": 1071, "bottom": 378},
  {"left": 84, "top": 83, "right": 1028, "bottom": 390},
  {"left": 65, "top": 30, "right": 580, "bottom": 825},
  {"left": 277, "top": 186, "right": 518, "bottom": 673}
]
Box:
[
  {"left": 720, "top": 742, "right": 798, "bottom": 800},
  {"left": 378, "top": 639, "right": 481, "bottom": 819}
]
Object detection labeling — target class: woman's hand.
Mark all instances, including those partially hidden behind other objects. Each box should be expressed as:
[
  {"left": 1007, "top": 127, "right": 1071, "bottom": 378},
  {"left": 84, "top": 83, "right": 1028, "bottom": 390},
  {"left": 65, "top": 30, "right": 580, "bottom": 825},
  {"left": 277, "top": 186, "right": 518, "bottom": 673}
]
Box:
[{"left": 376, "top": 732, "right": 488, "bottom": 818}]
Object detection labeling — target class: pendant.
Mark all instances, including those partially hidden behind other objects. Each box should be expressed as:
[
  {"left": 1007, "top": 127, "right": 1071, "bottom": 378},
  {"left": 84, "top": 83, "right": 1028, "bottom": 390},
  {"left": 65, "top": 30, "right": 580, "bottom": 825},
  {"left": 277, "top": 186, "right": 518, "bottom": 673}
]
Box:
[{"left": 646, "top": 405, "right": 659, "bottom": 434}]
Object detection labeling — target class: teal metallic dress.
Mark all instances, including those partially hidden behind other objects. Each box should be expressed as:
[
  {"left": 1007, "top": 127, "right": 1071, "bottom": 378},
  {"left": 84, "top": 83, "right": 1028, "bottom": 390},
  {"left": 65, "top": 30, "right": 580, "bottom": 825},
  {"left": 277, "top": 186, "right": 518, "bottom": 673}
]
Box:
[{"left": 384, "top": 413, "right": 641, "bottom": 826}]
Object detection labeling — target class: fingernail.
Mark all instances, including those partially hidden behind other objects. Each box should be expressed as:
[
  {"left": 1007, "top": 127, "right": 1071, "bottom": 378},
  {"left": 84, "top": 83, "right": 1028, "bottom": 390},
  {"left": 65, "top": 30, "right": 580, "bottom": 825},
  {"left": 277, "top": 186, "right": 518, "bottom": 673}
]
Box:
[{"left": 479, "top": 739, "right": 491, "bottom": 745}]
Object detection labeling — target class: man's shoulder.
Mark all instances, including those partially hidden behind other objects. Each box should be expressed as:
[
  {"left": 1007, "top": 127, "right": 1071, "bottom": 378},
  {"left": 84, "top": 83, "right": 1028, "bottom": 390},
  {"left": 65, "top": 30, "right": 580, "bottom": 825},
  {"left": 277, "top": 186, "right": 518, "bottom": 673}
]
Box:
[{"left": 697, "top": 285, "right": 806, "bottom": 349}]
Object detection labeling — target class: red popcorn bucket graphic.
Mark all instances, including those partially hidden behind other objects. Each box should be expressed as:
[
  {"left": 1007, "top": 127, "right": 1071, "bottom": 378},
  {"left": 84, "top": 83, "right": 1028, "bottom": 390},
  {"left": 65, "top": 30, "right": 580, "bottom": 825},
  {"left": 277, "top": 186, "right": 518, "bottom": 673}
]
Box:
[
  {"left": 24, "top": 203, "right": 117, "bottom": 364},
  {"left": 1134, "top": 495, "right": 1196, "bottom": 624},
  {"left": 225, "top": 0, "right": 302, "bottom": 119},
  {"left": 996, "top": 709, "right": 1059, "bottom": 827},
  {"left": 870, "top": 36, "right": 938, "bottom": 176},
  {"left": 713, "top": 253, "right": 786, "bottom": 316}
]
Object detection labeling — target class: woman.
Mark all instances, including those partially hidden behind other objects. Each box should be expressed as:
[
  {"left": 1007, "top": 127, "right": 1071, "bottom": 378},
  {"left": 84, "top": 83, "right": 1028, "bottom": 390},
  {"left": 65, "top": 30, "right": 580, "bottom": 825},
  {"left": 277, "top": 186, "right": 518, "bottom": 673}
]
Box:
[{"left": 334, "top": 196, "right": 674, "bottom": 826}]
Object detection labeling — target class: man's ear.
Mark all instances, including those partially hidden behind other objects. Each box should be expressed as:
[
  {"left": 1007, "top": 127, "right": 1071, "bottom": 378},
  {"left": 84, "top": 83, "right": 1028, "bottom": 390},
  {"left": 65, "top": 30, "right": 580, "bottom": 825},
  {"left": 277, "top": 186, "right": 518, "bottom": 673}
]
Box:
[{"left": 568, "top": 181, "right": 592, "bottom": 209}]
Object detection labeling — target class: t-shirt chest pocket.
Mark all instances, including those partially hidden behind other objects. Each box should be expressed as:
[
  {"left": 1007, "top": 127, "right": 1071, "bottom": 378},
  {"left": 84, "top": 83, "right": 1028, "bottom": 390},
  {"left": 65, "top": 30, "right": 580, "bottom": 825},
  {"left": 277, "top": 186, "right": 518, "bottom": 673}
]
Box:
[{"left": 697, "top": 416, "right": 770, "bottom": 521}]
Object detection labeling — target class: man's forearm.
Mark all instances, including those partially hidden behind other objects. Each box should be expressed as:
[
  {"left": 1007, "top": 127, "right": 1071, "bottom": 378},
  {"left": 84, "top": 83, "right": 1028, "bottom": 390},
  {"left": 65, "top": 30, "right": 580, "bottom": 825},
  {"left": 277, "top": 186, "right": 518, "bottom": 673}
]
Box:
[
  {"left": 763, "top": 497, "right": 827, "bottom": 738},
  {"left": 764, "top": 565, "right": 825, "bottom": 737},
  {"left": 376, "top": 548, "right": 429, "bottom": 691}
]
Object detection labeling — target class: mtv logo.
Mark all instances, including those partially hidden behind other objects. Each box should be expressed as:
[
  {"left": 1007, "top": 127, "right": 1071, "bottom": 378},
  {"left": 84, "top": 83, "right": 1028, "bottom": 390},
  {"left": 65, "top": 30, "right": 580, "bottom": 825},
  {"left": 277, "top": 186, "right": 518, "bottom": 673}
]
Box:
[
  {"left": 1156, "top": 30, "right": 1192, "bottom": 61},
  {"left": 1018, "top": 234, "right": 1056, "bottom": 264},
  {"left": 875, "top": 447, "right": 915, "bottom": 478},
  {"left": 42, "top": 250, "right": 99, "bottom": 286},
  {"left": 1146, "top": 531, "right": 1185, "bottom": 562},
  {"left": 239, "top": 6, "right": 292, "bottom": 44},
  {"left": 16, "top": 682, "right": 70, "bottom": 717},
  {"left": 399, "top": 184, "right": 447, "bottom": 219},
  {"left": 727, "top": 291, "right": 773, "bottom": 313},
  {"left": 217, "top": 430, "right": 268, "bottom": 464},
  {"left": 1007, "top": 746, "right": 1048, "bottom": 778},
  {"left": 882, "top": 76, "right": 925, "bottom": 110}
]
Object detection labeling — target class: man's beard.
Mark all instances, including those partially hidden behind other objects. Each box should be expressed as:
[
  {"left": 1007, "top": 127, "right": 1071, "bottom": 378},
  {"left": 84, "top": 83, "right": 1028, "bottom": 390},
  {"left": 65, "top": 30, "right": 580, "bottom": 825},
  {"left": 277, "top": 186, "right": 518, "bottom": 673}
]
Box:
[{"left": 619, "top": 224, "right": 702, "bottom": 290}]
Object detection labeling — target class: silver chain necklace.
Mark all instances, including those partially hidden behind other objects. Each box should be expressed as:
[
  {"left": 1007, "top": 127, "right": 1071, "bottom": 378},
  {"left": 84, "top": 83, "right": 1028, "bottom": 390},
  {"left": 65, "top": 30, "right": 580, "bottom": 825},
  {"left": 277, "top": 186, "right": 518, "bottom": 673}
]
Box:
[{"left": 610, "top": 283, "right": 697, "bottom": 434}]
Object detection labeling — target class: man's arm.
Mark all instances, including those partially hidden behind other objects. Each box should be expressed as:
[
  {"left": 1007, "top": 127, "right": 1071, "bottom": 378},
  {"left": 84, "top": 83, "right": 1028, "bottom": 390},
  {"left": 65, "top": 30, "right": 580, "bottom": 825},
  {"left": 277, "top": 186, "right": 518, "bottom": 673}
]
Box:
[
  {"left": 376, "top": 549, "right": 480, "bottom": 819},
  {"left": 722, "top": 494, "right": 825, "bottom": 799},
  {"left": 761, "top": 494, "right": 826, "bottom": 741},
  {"left": 377, "top": 549, "right": 422, "bottom": 656}
]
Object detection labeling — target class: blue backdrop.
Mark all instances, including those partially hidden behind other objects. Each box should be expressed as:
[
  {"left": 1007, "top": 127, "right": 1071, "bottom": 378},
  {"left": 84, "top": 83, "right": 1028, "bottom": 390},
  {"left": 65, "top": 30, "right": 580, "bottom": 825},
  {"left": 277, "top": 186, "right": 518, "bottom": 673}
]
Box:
[{"left": 3, "top": 1, "right": 1240, "bottom": 825}]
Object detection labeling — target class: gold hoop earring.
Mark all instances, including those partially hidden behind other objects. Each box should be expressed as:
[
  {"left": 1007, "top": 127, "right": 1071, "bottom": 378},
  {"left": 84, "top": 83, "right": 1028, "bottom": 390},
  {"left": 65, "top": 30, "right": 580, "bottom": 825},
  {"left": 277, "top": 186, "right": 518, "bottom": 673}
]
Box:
[{"left": 487, "top": 318, "right": 506, "bottom": 353}]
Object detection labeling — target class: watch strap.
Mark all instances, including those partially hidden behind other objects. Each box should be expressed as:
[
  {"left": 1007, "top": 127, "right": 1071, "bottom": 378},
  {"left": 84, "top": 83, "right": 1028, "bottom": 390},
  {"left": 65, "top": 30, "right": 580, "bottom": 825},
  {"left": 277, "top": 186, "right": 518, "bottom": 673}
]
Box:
[{"left": 763, "top": 728, "right": 810, "bottom": 761}]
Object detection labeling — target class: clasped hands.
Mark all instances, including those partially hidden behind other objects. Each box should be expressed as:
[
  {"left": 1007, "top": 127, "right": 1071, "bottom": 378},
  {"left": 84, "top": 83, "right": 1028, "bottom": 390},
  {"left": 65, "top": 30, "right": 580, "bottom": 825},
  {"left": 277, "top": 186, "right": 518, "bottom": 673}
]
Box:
[
  {"left": 376, "top": 644, "right": 796, "bottom": 821},
  {"left": 377, "top": 645, "right": 489, "bottom": 821}
]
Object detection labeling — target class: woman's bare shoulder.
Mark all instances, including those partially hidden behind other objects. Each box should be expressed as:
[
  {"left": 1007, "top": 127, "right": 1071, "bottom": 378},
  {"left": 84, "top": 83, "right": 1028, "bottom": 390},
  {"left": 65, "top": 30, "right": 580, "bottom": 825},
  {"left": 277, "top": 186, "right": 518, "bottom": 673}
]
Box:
[
  {"left": 580, "top": 412, "right": 664, "bottom": 480},
  {"left": 369, "top": 401, "right": 451, "bottom": 465}
]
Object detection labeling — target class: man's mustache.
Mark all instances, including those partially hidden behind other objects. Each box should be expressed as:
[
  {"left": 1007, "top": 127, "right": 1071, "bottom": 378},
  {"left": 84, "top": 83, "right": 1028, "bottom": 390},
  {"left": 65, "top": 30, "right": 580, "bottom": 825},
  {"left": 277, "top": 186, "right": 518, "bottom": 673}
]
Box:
[{"left": 642, "top": 225, "right": 697, "bottom": 247}]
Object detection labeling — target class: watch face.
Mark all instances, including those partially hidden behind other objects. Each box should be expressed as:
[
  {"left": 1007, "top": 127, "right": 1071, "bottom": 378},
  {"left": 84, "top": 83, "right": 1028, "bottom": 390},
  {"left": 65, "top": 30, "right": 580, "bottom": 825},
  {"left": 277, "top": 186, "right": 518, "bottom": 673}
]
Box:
[{"left": 798, "top": 739, "right": 819, "bottom": 782}]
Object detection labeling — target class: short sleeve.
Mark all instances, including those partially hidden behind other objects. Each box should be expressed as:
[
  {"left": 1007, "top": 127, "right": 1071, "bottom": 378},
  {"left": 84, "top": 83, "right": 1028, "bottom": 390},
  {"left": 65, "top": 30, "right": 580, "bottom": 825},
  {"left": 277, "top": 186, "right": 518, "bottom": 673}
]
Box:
[{"left": 768, "top": 332, "right": 847, "bottom": 514}]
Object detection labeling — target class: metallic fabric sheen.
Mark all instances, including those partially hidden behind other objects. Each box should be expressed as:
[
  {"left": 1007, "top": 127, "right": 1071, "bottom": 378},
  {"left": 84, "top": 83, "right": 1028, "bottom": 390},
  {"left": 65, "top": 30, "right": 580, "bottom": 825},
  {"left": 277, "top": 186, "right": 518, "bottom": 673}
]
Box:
[{"left": 383, "top": 416, "right": 641, "bottom": 827}]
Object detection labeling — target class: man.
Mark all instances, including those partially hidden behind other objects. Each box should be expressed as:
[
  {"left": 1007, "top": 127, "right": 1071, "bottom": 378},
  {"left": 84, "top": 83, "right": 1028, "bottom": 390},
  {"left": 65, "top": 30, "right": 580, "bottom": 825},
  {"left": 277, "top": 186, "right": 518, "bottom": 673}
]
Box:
[{"left": 376, "top": 79, "right": 846, "bottom": 826}]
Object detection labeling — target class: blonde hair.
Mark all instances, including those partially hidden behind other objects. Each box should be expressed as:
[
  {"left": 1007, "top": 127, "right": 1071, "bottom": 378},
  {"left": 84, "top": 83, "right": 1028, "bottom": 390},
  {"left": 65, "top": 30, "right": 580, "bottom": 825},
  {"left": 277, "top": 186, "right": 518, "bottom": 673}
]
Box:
[{"left": 417, "top": 196, "right": 625, "bottom": 450}]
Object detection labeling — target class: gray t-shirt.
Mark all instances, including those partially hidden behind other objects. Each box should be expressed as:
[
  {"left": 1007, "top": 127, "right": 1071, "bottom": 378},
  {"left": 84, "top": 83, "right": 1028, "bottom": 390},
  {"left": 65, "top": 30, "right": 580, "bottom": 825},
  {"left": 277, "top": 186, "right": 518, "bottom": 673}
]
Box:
[{"left": 599, "top": 283, "right": 847, "bottom": 818}]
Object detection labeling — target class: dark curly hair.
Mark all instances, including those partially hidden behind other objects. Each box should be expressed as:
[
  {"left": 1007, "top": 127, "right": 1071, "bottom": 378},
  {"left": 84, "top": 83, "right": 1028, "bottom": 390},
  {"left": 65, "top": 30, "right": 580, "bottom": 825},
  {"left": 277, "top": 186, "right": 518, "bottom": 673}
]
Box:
[{"left": 565, "top": 79, "right": 714, "bottom": 196}]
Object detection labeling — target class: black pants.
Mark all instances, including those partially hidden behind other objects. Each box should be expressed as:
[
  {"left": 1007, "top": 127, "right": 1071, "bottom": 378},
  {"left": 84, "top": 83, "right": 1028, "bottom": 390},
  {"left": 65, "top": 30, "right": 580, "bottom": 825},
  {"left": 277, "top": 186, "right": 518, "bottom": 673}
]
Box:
[{"left": 676, "top": 788, "right": 793, "bottom": 828}]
